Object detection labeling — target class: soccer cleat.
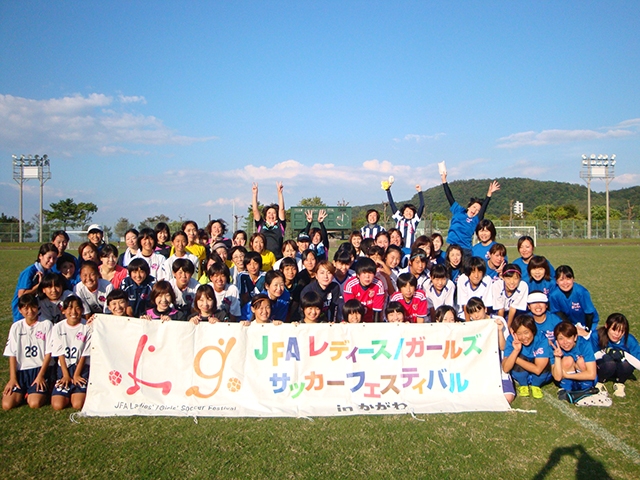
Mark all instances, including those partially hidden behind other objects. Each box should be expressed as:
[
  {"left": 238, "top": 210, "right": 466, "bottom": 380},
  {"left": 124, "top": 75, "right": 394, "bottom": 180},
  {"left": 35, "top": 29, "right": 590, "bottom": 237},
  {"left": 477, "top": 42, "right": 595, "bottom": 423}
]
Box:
[
  {"left": 530, "top": 386, "right": 543, "bottom": 399},
  {"left": 613, "top": 383, "right": 626, "bottom": 398},
  {"left": 595, "top": 382, "right": 607, "bottom": 394},
  {"left": 518, "top": 385, "right": 530, "bottom": 397}
]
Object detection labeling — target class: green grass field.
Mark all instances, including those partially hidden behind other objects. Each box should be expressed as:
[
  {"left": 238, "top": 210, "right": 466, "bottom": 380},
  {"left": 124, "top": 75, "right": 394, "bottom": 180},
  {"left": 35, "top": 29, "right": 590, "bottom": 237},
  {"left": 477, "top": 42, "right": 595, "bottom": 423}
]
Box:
[{"left": 1, "top": 244, "right": 639, "bottom": 479}]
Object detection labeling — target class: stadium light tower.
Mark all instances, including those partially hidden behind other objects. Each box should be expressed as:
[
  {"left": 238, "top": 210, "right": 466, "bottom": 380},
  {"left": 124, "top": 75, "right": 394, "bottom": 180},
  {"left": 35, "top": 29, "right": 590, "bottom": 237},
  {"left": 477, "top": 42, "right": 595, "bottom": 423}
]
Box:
[
  {"left": 579, "top": 154, "right": 616, "bottom": 239},
  {"left": 12, "top": 154, "right": 52, "bottom": 242}
]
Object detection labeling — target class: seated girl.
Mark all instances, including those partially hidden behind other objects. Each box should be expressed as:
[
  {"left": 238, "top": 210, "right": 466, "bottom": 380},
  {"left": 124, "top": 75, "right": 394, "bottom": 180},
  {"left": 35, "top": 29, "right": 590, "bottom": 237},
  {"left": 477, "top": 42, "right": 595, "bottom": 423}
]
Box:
[
  {"left": 502, "top": 314, "right": 553, "bottom": 399},
  {"left": 591, "top": 313, "right": 640, "bottom": 398},
  {"left": 550, "top": 321, "right": 597, "bottom": 394}
]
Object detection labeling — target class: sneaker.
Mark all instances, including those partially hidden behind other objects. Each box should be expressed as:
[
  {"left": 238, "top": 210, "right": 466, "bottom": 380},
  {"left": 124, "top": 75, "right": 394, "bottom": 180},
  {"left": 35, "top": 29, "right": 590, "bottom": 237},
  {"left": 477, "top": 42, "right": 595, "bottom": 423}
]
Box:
[
  {"left": 530, "top": 386, "right": 543, "bottom": 399},
  {"left": 595, "top": 382, "right": 607, "bottom": 394},
  {"left": 518, "top": 385, "right": 530, "bottom": 397},
  {"left": 613, "top": 383, "right": 626, "bottom": 398}
]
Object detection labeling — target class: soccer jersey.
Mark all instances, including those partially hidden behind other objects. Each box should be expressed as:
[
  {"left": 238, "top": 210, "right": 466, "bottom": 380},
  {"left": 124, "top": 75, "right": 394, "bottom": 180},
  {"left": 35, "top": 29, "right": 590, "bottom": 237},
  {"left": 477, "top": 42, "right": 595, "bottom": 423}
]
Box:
[
  {"left": 343, "top": 277, "right": 386, "bottom": 323},
  {"left": 532, "top": 312, "right": 563, "bottom": 343},
  {"left": 550, "top": 336, "right": 595, "bottom": 365},
  {"left": 389, "top": 290, "right": 430, "bottom": 323},
  {"left": 492, "top": 280, "right": 528, "bottom": 313},
  {"left": 211, "top": 283, "right": 241, "bottom": 318},
  {"left": 527, "top": 278, "right": 556, "bottom": 297},
  {"left": 48, "top": 320, "right": 92, "bottom": 367},
  {"left": 255, "top": 219, "right": 286, "bottom": 260},
  {"left": 262, "top": 288, "right": 291, "bottom": 321},
  {"left": 121, "top": 276, "right": 154, "bottom": 318},
  {"left": 360, "top": 224, "right": 386, "bottom": 240},
  {"left": 590, "top": 332, "right": 640, "bottom": 360},
  {"left": 446, "top": 202, "right": 480, "bottom": 251},
  {"left": 548, "top": 284, "right": 599, "bottom": 330},
  {"left": 398, "top": 266, "right": 429, "bottom": 290},
  {"left": 456, "top": 274, "right": 494, "bottom": 315},
  {"left": 12, "top": 263, "right": 45, "bottom": 321},
  {"left": 157, "top": 253, "right": 199, "bottom": 281},
  {"left": 134, "top": 251, "right": 166, "bottom": 280},
  {"left": 38, "top": 290, "right": 73, "bottom": 324},
  {"left": 74, "top": 279, "right": 113, "bottom": 315},
  {"left": 300, "top": 281, "right": 341, "bottom": 323},
  {"left": 504, "top": 330, "right": 552, "bottom": 360},
  {"left": 424, "top": 279, "right": 456, "bottom": 310},
  {"left": 170, "top": 277, "right": 200, "bottom": 312},
  {"left": 392, "top": 211, "right": 421, "bottom": 250},
  {"left": 4, "top": 319, "right": 53, "bottom": 370}
]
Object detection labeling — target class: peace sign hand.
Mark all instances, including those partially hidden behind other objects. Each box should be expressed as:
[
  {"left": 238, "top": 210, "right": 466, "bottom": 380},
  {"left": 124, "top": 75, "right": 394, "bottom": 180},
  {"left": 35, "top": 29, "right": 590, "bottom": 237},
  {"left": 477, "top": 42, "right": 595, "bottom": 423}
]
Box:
[{"left": 549, "top": 339, "right": 563, "bottom": 358}]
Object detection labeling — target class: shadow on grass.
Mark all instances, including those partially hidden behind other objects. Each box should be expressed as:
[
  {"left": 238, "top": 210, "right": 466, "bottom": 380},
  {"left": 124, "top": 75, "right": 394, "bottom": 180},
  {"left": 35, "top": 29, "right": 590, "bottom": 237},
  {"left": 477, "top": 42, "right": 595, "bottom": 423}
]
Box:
[{"left": 532, "top": 444, "right": 612, "bottom": 480}]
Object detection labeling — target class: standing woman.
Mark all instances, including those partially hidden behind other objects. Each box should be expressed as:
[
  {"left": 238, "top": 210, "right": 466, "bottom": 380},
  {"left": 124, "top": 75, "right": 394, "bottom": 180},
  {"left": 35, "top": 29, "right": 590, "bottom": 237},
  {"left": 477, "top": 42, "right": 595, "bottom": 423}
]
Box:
[
  {"left": 12, "top": 243, "right": 58, "bottom": 321},
  {"left": 252, "top": 182, "right": 286, "bottom": 260}
]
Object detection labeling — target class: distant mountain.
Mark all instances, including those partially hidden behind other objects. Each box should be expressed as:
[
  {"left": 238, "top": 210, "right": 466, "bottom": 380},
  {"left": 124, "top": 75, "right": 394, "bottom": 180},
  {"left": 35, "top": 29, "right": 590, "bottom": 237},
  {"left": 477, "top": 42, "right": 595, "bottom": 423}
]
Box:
[{"left": 351, "top": 178, "right": 640, "bottom": 221}]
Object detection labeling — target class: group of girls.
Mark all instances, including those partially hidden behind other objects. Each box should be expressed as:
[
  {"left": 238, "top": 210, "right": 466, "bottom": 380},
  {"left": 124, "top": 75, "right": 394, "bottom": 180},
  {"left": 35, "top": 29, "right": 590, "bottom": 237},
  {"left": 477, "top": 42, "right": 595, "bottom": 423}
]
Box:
[{"left": 6, "top": 178, "right": 638, "bottom": 410}]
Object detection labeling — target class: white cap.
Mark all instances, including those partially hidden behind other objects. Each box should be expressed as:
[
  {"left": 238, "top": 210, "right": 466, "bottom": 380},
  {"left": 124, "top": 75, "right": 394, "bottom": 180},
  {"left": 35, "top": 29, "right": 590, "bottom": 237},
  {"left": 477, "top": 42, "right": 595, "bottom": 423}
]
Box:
[
  {"left": 87, "top": 224, "right": 103, "bottom": 233},
  {"left": 527, "top": 292, "right": 548, "bottom": 304}
]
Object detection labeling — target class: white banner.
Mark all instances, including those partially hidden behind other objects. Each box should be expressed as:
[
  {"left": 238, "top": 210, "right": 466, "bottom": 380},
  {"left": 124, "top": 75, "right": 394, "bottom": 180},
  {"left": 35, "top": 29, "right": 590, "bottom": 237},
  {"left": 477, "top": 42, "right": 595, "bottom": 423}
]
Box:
[{"left": 82, "top": 316, "right": 510, "bottom": 417}]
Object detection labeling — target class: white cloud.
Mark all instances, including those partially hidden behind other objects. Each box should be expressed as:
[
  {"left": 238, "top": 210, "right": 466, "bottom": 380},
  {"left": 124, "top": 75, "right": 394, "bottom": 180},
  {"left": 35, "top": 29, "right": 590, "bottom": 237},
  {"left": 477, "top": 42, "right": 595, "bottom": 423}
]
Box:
[
  {"left": 497, "top": 129, "right": 634, "bottom": 148},
  {"left": 200, "top": 197, "right": 246, "bottom": 208},
  {"left": 612, "top": 173, "right": 640, "bottom": 185},
  {"left": 118, "top": 95, "right": 147, "bottom": 104},
  {"left": 393, "top": 133, "right": 446, "bottom": 143},
  {"left": 0, "top": 93, "right": 215, "bottom": 155}
]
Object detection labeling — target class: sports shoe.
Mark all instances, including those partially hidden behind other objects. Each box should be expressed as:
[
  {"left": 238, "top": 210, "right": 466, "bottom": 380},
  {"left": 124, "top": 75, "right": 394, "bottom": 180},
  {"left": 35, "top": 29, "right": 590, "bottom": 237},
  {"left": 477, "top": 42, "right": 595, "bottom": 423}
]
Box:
[
  {"left": 613, "top": 383, "right": 626, "bottom": 398},
  {"left": 530, "top": 386, "right": 543, "bottom": 399},
  {"left": 595, "top": 382, "right": 607, "bottom": 394},
  {"left": 518, "top": 385, "right": 530, "bottom": 397}
]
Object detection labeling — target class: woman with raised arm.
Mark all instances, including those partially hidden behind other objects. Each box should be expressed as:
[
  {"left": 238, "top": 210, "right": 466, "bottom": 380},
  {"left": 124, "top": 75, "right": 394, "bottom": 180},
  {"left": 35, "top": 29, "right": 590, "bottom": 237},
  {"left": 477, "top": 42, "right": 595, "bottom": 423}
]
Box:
[
  {"left": 440, "top": 170, "right": 500, "bottom": 257},
  {"left": 252, "top": 182, "right": 287, "bottom": 259}
]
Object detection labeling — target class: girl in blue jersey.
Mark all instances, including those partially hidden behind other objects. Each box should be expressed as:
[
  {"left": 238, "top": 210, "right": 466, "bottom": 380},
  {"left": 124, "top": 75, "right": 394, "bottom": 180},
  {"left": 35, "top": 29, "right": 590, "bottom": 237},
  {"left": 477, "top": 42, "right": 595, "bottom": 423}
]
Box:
[
  {"left": 440, "top": 171, "right": 500, "bottom": 256},
  {"left": 512, "top": 236, "right": 554, "bottom": 284},
  {"left": 12, "top": 243, "right": 59, "bottom": 321},
  {"left": 592, "top": 313, "right": 640, "bottom": 398},
  {"left": 444, "top": 245, "right": 464, "bottom": 283},
  {"left": 550, "top": 321, "right": 597, "bottom": 393},
  {"left": 502, "top": 314, "right": 553, "bottom": 398},
  {"left": 527, "top": 256, "right": 556, "bottom": 296},
  {"left": 549, "top": 265, "right": 599, "bottom": 333}
]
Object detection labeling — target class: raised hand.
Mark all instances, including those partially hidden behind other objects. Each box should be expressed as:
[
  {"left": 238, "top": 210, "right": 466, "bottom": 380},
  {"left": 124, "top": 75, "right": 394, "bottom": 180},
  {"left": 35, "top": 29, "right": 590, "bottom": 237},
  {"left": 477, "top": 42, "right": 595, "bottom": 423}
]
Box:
[
  {"left": 317, "top": 209, "right": 328, "bottom": 223},
  {"left": 549, "top": 339, "right": 563, "bottom": 358},
  {"left": 440, "top": 172, "right": 448, "bottom": 183},
  {"left": 415, "top": 184, "right": 421, "bottom": 192},
  {"left": 305, "top": 210, "right": 313, "bottom": 223},
  {"left": 252, "top": 182, "right": 258, "bottom": 195},
  {"left": 276, "top": 181, "right": 284, "bottom": 193},
  {"left": 487, "top": 181, "right": 501, "bottom": 196}
]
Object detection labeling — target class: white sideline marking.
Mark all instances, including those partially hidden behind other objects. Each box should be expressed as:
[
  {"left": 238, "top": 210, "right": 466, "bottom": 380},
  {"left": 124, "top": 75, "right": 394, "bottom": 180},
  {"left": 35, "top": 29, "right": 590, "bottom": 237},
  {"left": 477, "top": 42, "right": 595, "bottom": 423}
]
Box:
[{"left": 543, "top": 395, "right": 640, "bottom": 464}]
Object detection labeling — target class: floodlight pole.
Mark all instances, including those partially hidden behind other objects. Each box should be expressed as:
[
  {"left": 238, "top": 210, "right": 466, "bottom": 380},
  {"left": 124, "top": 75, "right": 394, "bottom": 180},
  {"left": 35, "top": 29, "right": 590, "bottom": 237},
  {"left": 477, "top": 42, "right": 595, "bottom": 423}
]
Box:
[
  {"left": 580, "top": 154, "right": 615, "bottom": 240},
  {"left": 11, "top": 154, "right": 51, "bottom": 243}
]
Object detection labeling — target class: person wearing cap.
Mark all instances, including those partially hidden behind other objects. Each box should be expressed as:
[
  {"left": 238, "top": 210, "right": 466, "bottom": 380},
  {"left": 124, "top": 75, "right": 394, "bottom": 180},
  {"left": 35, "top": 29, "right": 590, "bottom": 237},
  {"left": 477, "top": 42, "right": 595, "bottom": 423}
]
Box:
[
  {"left": 527, "top": 291, "right": 562, "bottom": 343},
  {"left": 86, "top": 224, "right": 105, "bottom": 253},
  {"left": 296, "top": 233, "right": 311, "bottom": 258}
]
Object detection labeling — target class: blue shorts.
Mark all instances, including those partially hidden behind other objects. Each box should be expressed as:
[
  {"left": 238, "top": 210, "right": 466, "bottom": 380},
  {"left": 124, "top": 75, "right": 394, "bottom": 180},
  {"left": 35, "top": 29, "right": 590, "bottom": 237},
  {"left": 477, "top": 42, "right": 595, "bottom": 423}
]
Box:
[
  {"left": 52, "top": 364, "right": 90, "bottom": 397},
  {"left": 12, "top": 367, "right": 52, "bottom": 395}
]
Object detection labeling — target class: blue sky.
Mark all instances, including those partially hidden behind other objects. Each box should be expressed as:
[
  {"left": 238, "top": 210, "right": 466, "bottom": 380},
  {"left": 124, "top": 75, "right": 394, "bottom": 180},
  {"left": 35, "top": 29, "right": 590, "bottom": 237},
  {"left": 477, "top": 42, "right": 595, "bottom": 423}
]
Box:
[{"left": 1, "top": 1, "right": 639, "bottom": 230}]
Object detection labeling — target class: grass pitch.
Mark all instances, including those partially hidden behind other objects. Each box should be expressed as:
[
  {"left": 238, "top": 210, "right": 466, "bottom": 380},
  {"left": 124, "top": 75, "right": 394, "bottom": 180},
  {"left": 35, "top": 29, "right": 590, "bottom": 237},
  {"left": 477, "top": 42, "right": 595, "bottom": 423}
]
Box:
[{"left": 1, "top": 244, "right": 639, "bottom": 479}]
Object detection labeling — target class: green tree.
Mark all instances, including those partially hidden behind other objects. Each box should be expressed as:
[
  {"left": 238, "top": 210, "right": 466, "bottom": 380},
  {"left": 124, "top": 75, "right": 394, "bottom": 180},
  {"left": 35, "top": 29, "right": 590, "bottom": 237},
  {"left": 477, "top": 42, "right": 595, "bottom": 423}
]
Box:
[
  {"left": 592, "top": 206, "right": 622, "bottom": 221},
  {"left": 43, "top": 198, "right": 98, "bottom": 229},
  {"left": 298, "top": 197, "right": 327, "bottom": 207},
  {"left": 114, "top": 217, "right": 135, "bottom": 239},
  {"left": 138, "top": 214, "right": 171, "bottom": 230}
]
